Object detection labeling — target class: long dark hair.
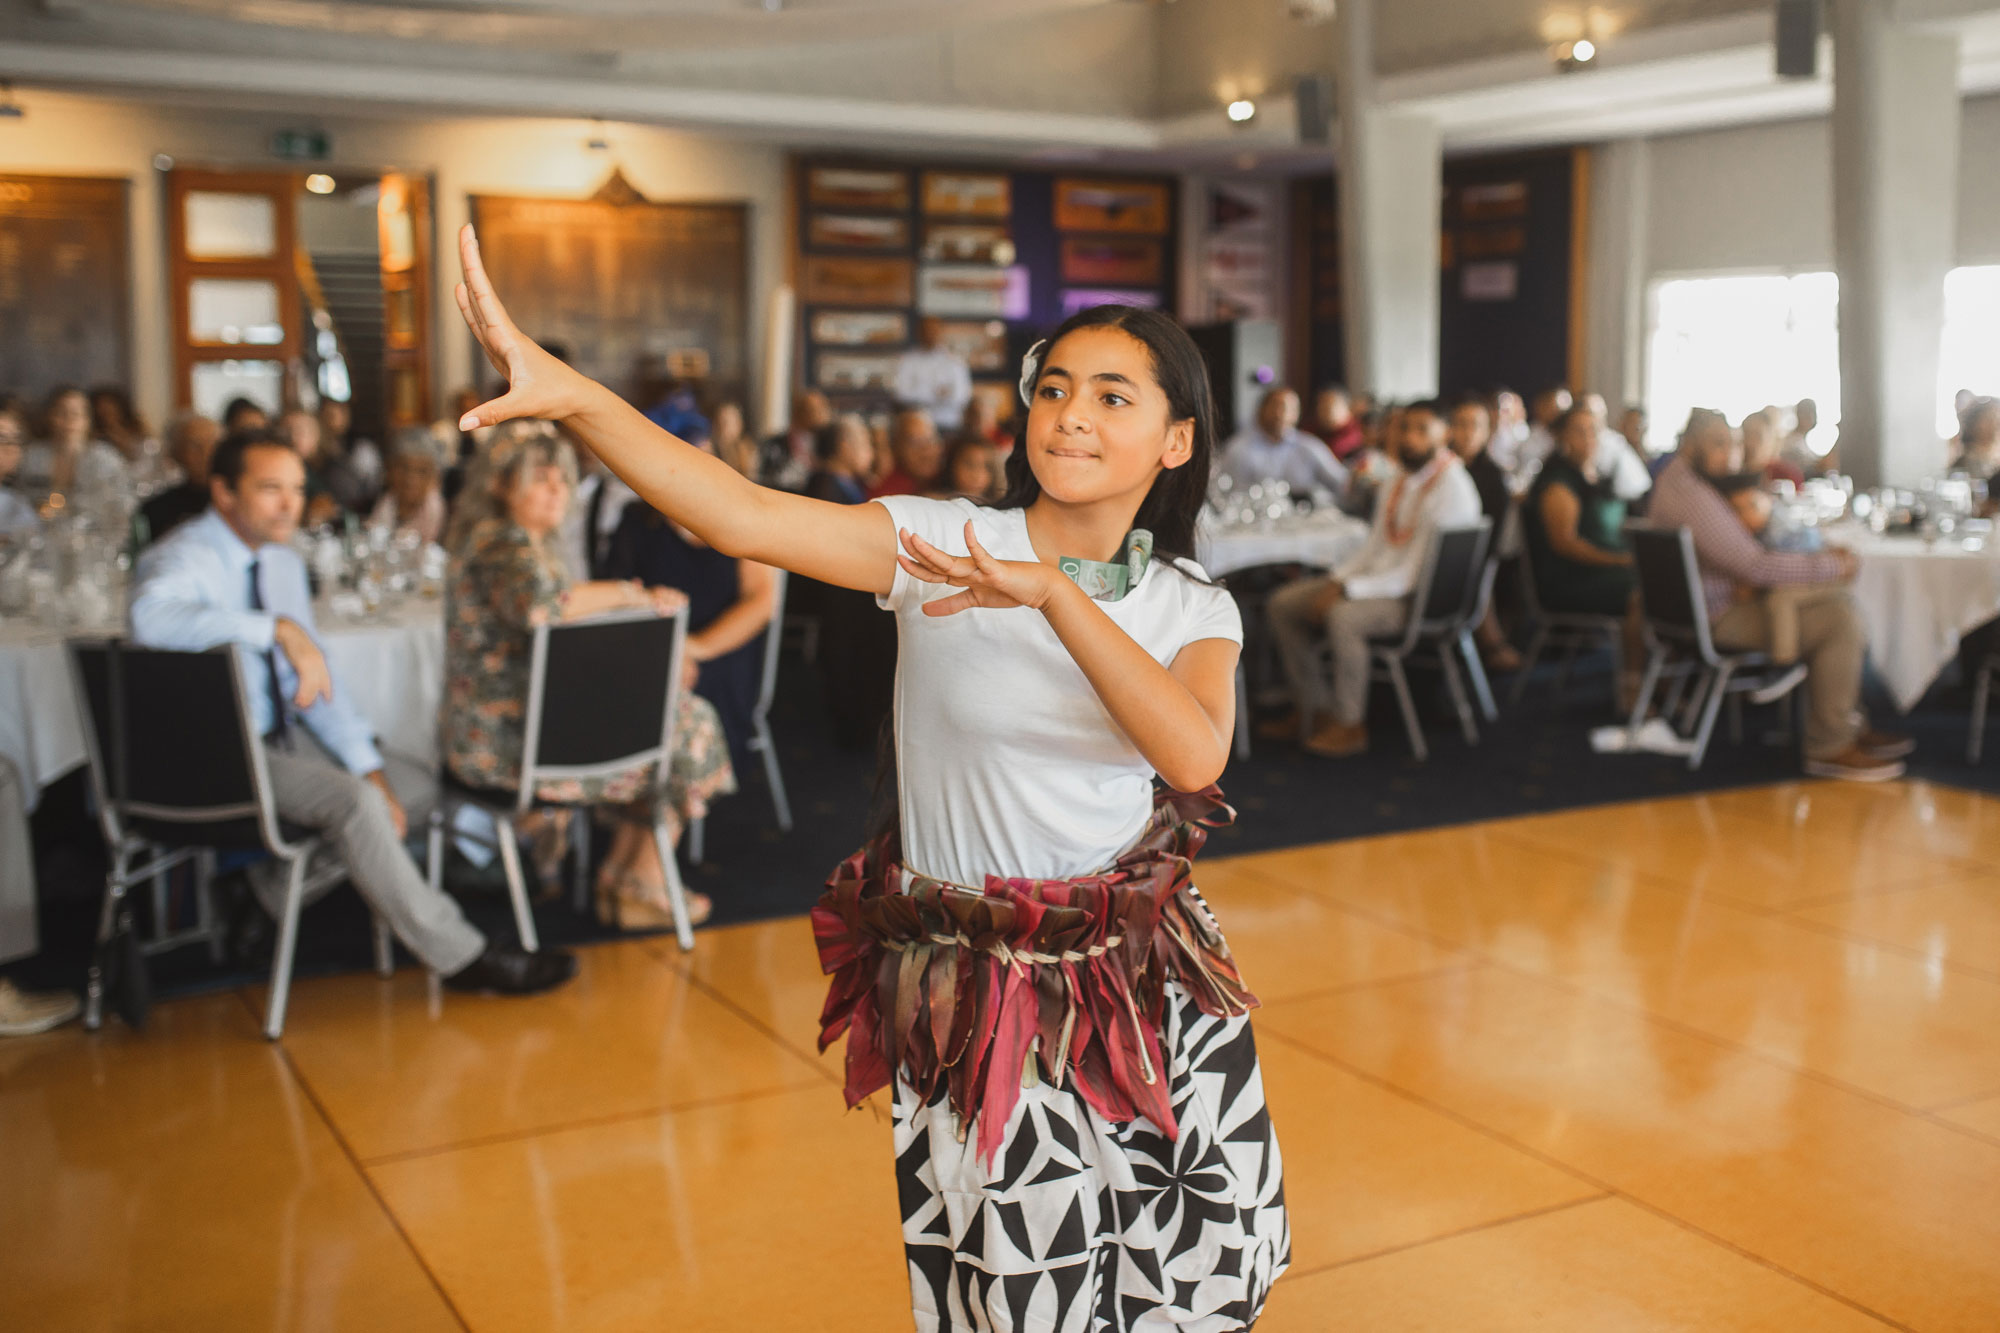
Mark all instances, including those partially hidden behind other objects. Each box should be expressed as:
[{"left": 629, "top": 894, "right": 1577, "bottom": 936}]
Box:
[{"left": 992, "top": 304, "right": 1217, "bottom": 564}]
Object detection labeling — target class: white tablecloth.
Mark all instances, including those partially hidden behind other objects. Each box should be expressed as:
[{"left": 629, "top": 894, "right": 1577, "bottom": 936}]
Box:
[
  {"left": 0, "top": 600, "right": 445, "bottom": 812},
  {"left": 1844, "top": 530, "right": 2000, "bottom": 712},
  {"left": 1197, "top": 512, "right": 1370, "bottom": 578}
]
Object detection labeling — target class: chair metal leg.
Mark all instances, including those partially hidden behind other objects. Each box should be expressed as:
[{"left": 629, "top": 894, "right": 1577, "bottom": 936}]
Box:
[
  {"left": 1626, "top": 647, "right": 1665, "bottom": 736},
  {"left": 371, "top": 915, "right": 394, "bottom": 978},
  {"left": 1509, "top": 623, "right": 1550, "bottom": 705},
  {"left": 652, "top": 812, "right": 696, "bottom": 953},
  {"left": 1727, "top": 691, "right": 1745, "bottom": 745},
  {"left": 1385, "top": 657, "right": 1429, "bottom": 761},
  {"left": 1552, "top": 637, "right": 1583, "bottom": 700},
  {"left": 755, "top": 716, "right": 793, "bottom": 832},
  {"left": 688, "top": 817, "right": 706, "bottom": 866},
  {"left": 425, "top": 809, "right": 445, "bottom": 894},
  {"left": 264, "top": 854, "right": 309, "bottom": 1040},
  {"left": 1232, "top": 658, "right": 1253, "bottom": 761},
  {"left": 1688, "top": 665, "right": 1736, "bottom": 770},
  {"left": 196, "top": 849, "right": 224, "bottom": 964},
  {"left": 1971, "top": 661, "right": 1994, "bottom": 764},
  {"left": 493, "top": 817, "right": 541, "bottom": 952},
  {"left": 1440, "top": 651, "right": 1480, "bottom": 747},
  {"left": 570, "top": 812, "right": 592, "bottom": 916},
  {"left": 83, "top": 846, "right": 134, "bottom": 1032},
  {"left": 1459, "top": 630, "right": 1498, "bottom": 722}
]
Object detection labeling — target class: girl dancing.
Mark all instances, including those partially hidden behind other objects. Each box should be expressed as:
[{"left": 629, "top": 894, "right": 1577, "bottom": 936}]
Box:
[{"left": 453, "top": 225, "right": 1288, "bottom": 1331}]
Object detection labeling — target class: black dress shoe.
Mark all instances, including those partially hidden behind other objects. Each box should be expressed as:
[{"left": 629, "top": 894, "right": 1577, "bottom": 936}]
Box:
[{"left": 443, "top": 945, "right": 578, "bottom": 996}]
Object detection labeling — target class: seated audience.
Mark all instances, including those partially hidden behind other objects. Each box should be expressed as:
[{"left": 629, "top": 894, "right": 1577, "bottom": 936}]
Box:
[
  {"left": 138, "top": 414, "right": 222, "bottom": 544},
  {"left": 1498, "top": 385, "right": 1571, "bottom": 483},
  {"left": 604, "top": 498, "right": 780, "bottom": 767},
  {"left": 1521, "top": 407, "right": 1643, "bottom": 700},
  {"left": 1782, "top": 398, "right": 1826, "bottom": 477},
  {"left": 933, "top": 436, "right": 1000, "bottom": 501},
  {"left": 869, "top": 407, "right": 945, "bottom": 499},
  {"left": 91, "top": 385, "right": 169, "bottom": 491},
  {"left": 762, "top": 389, "right": 832, "bottom": 491},
  {"left": 442, "top": 423, "right": 735, "bottom": 931},
  {"left": 806, "top": 414, "right": 875, "bottom": 505},
  {"left": 317, "top": 398, "right": 382, "bottom": 511},
  {"left": 641, "top": 379, "right": 709, "bottom": 444},
  {"left": 1950, "top": 397, "right": 2000, "bottom": 480},
  {"left": 0, "top": 753, "right": 79, "bottom": 1036},
  {"left": 1618, "top": 406, "right": 1649, "bottom": 456},
  {"left": 1448, "top": 396, "right": 1520, "bottom": 671},
  {"left": 19, "top": 385, "right": 131, "bottom": 515},
  {"left": 1712, "top": 472, "right": 1827, "bottom": 668},
  {"left": 276, "top": 408, "right": 346, "bottom": 528},
  {"left": 1312, "top": 385, "right": 1366, "bottom": 461},
  {"left": 1743, "top": 407, "right": 1805, "bottom": 487},
  {"left": 1265, "top": 401, "right": 1482, "bottom": 757},
  {"left": 709, "top": 401, "right": 758, "bottom": 480},
  {"left": 370, "top": 425, "right": 449, "bottom": 543},
  {"left": 566, "top": 441, "right": 640, "bottom": 580},
  {"left": 0, "top": 406, "right": 39, "bottom": 540},
  {"left": 221, "top": 397, "right": 268, "bottom": 434},
  {"left": 1649, "top": 408, "right": 1910, "bottom": 781},
  {"left": 1218, "top": 385, "right": 1348, "bottom": 497},
  {"left": 131, "top": 429, "right": 574, "bottom": 993},
  {"left": 894, "top": 316, "right": 973, "bottom": 432},
  {"left": 957, "top": 394, "right": 1013, "bottom": 454}
]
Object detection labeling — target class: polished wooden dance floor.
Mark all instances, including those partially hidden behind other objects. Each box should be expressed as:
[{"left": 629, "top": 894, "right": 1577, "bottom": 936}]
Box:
[{"left": 6, "top": 780, "right": 2000, "bottom": 1330}]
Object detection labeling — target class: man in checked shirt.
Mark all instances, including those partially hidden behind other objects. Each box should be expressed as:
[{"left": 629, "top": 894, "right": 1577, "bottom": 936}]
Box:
[{"left": 1648, "top": 409, "right": 1911, "bottom": 782}]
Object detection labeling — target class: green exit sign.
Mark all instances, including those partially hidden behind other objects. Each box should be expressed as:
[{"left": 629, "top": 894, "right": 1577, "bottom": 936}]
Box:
[{"left": 271, "top": 129, "right": 330, "bottom": 161}]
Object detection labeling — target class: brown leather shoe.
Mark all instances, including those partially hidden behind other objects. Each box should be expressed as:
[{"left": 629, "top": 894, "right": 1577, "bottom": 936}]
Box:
[
  {"left": 1302, "top": 721, "right": 1368, "bottom": 758},
  {"left": 1255, "top": 709, "right": 1302, "bottom": 741},
  {"left": 1803, "top": 746, "right": 1906, "bottom": 783},
  {"left": 1856, "top": 728, "right": 1915, "bottom": 760}
]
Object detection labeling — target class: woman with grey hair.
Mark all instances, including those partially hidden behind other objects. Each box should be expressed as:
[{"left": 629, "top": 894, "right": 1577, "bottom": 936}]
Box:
[
  {"left": 442, "top": 421, "right": 735, "bottom": 929},
  {"left": 369, "top": 423, "right": 452, "bottom": 543}
]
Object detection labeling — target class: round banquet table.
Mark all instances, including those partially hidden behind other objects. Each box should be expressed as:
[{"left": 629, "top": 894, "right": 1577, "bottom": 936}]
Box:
[
  {"left": 1841, "top": 528, "right": 2000, "bottom": 713},
  {"left": 1196, "top": 510, "right": 1370, "bottom": 579},
  {"left": 0, "top": 598, "right": 445, "bottom": 812}
]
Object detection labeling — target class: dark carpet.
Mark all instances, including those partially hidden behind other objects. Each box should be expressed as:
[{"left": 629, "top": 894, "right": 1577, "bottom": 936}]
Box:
[{"left": 15, "top": 636, "right": 2000, "bottom": 1004}]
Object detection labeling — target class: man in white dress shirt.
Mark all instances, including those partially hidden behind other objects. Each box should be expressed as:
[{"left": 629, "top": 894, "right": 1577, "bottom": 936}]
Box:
[
  {"left": 1265, "top": 401, "right": 1483, "bottom": 757},
  {"left": 130, "top": 431, "right": 575, "bottom": 995},
  {"left": 894, "top": 318, "right": 974, "bottom": 432},
  {"left": 1217, "top": 386, "right": 1350, "bottom": 498}
]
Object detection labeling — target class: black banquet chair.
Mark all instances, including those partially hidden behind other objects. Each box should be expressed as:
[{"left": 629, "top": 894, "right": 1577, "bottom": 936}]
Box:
[
  {"left": 689, "top": 568, "right": 795, "bottom": 864},
  {"left": 1313, "top": 520, "right": 1493, "bottom": 761},
  {"left": 427, "top": 606, "right": 704, "bottom": 951},
  {"left": 68, "top": 640, "right": 390, "bottom": 1040},
  {"left": 1626, "top": 524, "right": 1804, "bottom": 770}
]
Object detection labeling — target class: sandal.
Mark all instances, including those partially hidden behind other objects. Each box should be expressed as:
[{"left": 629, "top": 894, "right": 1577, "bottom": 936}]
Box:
[{"left": 605, "top": 876, "right": 712, "bottom": 933}]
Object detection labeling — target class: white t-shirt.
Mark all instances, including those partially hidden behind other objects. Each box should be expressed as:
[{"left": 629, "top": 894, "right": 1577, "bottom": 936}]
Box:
[{"left": 873, "top": 495, "right": 1242, "bottom": 886}]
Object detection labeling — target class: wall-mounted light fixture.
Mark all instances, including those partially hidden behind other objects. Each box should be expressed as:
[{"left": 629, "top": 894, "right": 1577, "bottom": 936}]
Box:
[
  {"left": 1227, "top": 99, "right": 1257, "bottom": 124},
  {"left": 304, "top": 173, "right": 336, "bottom": 194}
]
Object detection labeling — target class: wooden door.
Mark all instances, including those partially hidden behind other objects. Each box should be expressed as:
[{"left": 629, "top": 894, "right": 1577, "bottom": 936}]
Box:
[
  {"left": 165, "top": 168, "right": 302, "bottom": 419},
  {"left": 378, "top": 172, "right": 433, "bottom": 427}
]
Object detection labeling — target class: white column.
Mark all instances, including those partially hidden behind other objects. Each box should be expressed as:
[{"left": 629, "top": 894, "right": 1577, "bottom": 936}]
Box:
[
  {"left": 1830, "top": 0, "right": 1961, "bottom": 488},
  {"left": 1334, "top": 0, "right": 1441, "bottom": 400},
  {"left": 1584, "top": 138, "right": 1652, "bottom": 414}
]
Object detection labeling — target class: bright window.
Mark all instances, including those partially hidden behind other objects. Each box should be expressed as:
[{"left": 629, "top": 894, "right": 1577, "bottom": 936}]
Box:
[
  {"left": 1940, "top": 265, "right": 2000, "bottom": 435},
  {"left": 1643, "top": 272, "right": 1841, "bottom": 456}
]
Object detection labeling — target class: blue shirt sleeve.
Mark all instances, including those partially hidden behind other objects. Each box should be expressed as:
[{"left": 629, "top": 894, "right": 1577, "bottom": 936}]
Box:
[{"left": 270, "top": 552, "right": 386, "bottom": 776}]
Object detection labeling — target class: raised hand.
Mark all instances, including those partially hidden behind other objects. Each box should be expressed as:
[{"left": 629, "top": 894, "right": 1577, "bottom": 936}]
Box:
[
  {"left": 897, "top": 522, "right": 1062, "bottom": 618},
  {"left": 453, "top": 224, "right": 590, "bottom": 431}
]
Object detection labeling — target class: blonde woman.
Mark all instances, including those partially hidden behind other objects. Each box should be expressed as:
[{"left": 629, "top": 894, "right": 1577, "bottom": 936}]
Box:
[{"left": 442, "top": 422, "right": 735, "bottom": 929}]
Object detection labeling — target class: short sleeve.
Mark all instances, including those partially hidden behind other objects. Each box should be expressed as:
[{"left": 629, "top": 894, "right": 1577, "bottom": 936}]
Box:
[
  {"left": 471, "top": 524, "right": 567, "bottom": 629},
  {"left": 870, "top": 494, "right": 980, "bottom": 614},
  {"left": 1172, "top": 561, "right": 1244, "bottom": 649}
]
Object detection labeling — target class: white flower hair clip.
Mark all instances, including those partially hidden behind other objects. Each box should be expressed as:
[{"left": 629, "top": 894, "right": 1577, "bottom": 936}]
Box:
[{"left": 1017, "top": 339, "right": 1048, "bottom": 408}]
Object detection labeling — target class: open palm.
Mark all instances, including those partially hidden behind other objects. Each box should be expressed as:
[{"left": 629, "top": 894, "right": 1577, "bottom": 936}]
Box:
[
  {"left": 453, "top": 224, "right": 587, "bottom": 431},
  {"left": 898, "top": 523, "right": 1060, "bottom": 617}
]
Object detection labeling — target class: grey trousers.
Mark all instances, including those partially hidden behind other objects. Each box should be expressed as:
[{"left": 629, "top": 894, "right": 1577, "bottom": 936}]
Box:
[
  {"left": 1711, "top": 586, "right": 1867, "bottom": 760},
  {"left": 1268, "top": 575, "right": 1411, "bottom": 726},
  {"left": 0, "top": 754, "right": 35, "bottom": 965},
  {"left": 259, "top": 745, "right": 485, "bottom": 975}
]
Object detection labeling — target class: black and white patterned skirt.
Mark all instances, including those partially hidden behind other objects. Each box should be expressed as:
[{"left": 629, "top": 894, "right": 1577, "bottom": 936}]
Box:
[{"left": 893, "top": 984, "right": 1290, "bottom": 1332}]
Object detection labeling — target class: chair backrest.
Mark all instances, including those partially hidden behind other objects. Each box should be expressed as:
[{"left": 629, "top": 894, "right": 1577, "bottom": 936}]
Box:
[
  {"left": 67, "top": 640, "right": 290, "bottom": 853},
  {"left": 753, "top": 568, "right": 790, "bottom": 720},
  {"left": 1408, "top": 521, "right": 1492, "bottom": 637},
  {"left": 519, "top": 607, "right": 687, "bottom": 813},
  {"left": 1629, "top": 524, "right": 1719, "bottom": 661}
]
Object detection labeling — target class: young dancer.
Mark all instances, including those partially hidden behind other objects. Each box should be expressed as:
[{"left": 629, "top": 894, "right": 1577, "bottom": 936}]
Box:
[{"left": 452, "top": 226, "right": 1288, "bottom": 1331}]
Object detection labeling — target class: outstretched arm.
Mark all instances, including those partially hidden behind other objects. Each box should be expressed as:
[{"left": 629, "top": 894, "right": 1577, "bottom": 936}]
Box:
[{"left": 453, "top": 225, "right": 895, "bottom": 594}]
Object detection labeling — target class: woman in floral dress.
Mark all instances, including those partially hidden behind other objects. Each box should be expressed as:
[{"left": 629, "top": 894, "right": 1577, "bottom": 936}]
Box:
[{"left": 442, "top": 421, "right": 735, "bottom": 930}]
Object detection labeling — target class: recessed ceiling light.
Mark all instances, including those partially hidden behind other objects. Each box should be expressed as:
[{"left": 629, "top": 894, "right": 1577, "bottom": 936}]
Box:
[
  {"left": 1572, "top": 39, "right": 1597, "bottom": 62},
  {"left": 1227, "top": 99, "right": 1257, "bottom": 123},
  {"left": 305, "top": 173, "right": 335, "bottom": 194}
]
